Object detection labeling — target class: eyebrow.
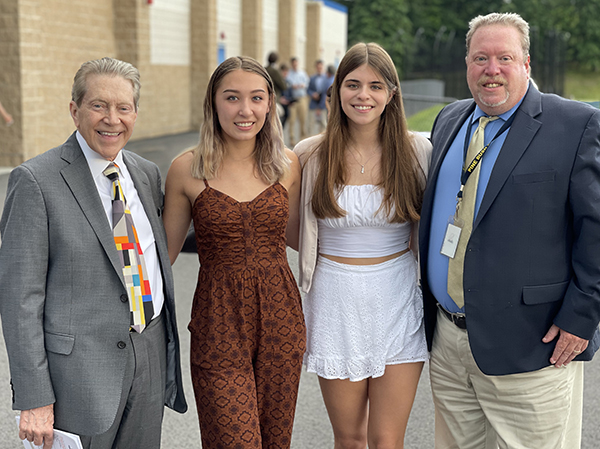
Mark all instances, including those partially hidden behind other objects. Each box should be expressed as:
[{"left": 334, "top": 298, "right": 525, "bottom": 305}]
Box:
[
  {"left": 344, "top": 79, "right": 385, "bottom": 85},
  {"left": 221, "top": 88, "right": 267, "bottom": 94}
]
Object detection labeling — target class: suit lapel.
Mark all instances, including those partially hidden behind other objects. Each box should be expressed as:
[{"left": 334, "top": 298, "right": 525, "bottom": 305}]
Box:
[
  {"left": 59, "top": 134, "right": 125, "bottom": 286},
  {"left": 474, "top": 87, "right": 542, "bottom": 229},
  {"left": 428, "top": 103, "right": 476, "bottom": 185}
]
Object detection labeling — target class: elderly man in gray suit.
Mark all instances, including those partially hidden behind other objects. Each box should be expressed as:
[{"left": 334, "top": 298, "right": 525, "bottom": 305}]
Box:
[{"left": 0, "top": 57, "right": 186, "bottom": 449}]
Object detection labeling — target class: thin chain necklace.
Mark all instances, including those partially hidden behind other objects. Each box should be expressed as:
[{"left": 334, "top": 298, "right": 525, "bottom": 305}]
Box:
[{"left": 348, "top": 147, "right": 379, "bottom": 174}]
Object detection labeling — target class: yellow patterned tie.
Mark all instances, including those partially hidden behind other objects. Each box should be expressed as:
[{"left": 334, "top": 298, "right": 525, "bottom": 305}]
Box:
[
  {"left": 104, "top": 163, "right": 154, "bottom": 332},
  {"left": 447, "top": 115, "right": 498, "bottom": 308}
]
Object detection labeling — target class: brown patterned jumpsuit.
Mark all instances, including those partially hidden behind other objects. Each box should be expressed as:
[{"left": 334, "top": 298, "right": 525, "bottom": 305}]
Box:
[{"left": 189, "top": 180, "right": 306, "bottom": 449}]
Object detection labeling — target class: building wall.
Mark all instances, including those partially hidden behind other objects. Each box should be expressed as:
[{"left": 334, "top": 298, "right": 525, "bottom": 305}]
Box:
[
  {"left": 0, "top": 0, "right": 22, "bottom": 166},
  {"left": 217, "top": 0, "right": 242, "bottom": 61},
  {"left": 19, "top": 0, "right": 116, "bottom": 161},
  {"left": 262, "top": 0, "right": 278, "bottom": 65},
  {"left": 320, "top": 1, "right": 346, "bottom": 68},
  {"left": 306, "top": 1, "right": 346, "bottom": 77},
  {"left": 294, "top": 0, "right": 306, "bottom": 70},
  {"left": 1, "top": 0, "right": 345, "bottom": 164}
]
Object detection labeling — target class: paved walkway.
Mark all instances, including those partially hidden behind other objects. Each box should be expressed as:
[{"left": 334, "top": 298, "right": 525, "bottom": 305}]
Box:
[{"left": 0, "top": 131, "right": 598, "bottom": 447}]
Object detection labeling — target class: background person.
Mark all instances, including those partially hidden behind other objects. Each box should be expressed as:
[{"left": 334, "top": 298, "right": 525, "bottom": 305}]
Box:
[
  {"left": 279, "top": 63, "right": 294, "bottom": 128},
  {"left": 265, "top": 51, "right": 287, "bottom": 120},
  {"left": 307, "top": 59, "right": 328, "bottom": 135},
  {"left": 285, "top": 56, "right": 309, "bottom": 146},
  {"left": 295, "top": 42, "right": 432, "bottom": 449},
  {"left": 419, "top": 12, "right": 600, "bottom": 448},
  {"left": 163, "top": 56, "right": 305, "bottom": 448},
  {"left": 0, "top": 57, "right": 187, "bottom": 449}
]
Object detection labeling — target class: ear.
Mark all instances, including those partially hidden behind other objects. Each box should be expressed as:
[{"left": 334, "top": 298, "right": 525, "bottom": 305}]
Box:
[
  {"left": 387, "top": 86, "right": 397, "bottom": 105},
  {"left": 524, "top": 55, "right": 531, "bottom": 79},
  {"left": 69, "top": 101, "right": 80, "bottom": 129}
]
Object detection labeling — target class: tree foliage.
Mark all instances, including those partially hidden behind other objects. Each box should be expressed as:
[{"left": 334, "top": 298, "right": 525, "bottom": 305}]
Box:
[
  {"left": 338, "top": 0, "right": 600, "bottom": 73},
  {"left": 337, "top": 0, "right": 413, "bottom": 77}
]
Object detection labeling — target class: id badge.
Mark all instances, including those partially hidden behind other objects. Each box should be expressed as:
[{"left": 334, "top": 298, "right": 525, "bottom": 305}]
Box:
[{"left": 440, "top": 216, "right": 463, "bottom": 258}]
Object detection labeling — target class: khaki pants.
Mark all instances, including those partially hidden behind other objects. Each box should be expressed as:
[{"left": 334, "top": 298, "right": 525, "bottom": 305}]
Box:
[
  {"left": 430, "top": 308, "right": 583, "bottom": 449},
  {"left": 287, "top": 95, "right": 309, "bottom": 146},
  {"left": 309, "top": 108, "right": 327, "bottom": 135}
]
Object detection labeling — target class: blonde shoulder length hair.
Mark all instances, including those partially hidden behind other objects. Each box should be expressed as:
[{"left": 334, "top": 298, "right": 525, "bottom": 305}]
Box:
[
  {"left": 190, "top": 56, "right": 289, "bottom": 183},
  {"left": 311, "top": 42, "right": 425, "bottom": 223}
]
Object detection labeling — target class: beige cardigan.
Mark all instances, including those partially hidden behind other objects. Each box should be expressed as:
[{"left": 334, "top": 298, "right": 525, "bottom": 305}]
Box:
[{"left": 294, "top": 132, "right": 432, "bottom": 293}]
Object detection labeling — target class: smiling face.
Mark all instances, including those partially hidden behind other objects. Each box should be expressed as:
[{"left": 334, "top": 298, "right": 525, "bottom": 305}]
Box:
[
  {"left": 69, "top": 74, "right": 137, "bottom": 161},
  {"left": 339, "top": 64, "right": 392, "bottom": 131},
  {"left": 466, "top": 24, "right": 530, "bottom": 115},
  {"left": 214, "top": 69, "right": 271, "bottom": 146}
]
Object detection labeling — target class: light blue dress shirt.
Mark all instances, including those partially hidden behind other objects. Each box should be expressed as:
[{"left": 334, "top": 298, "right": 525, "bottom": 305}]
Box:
[{"left": 427, "top": 97, "right": 524, "bottom": 313}]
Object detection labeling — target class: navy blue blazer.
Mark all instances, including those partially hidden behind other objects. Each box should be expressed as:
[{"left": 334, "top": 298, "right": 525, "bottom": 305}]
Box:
[{"left": 419, "top": 84, "right": 600, "bottom": 375}]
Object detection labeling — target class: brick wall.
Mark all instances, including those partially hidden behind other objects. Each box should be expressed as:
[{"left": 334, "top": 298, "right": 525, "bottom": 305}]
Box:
[
  {"left": 2, "top": 0, "right": 345, "bottom": 164},
  {"left": 0, "top": 0, "right": 22, "bottom": 166}
]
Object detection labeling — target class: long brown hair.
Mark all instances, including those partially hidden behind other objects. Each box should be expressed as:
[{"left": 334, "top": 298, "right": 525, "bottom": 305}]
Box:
[
  {"left": 190, "top": 56, "right": 289, "bottom": 183},
  {"left": 311, "top": 42, "right": 425, "bottom": 223}
]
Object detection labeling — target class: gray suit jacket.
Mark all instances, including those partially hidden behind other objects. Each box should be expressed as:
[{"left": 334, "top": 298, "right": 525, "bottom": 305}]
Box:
[
  {"left": 0, "top": 133, "right": 187, "bottom": 436},
  {"left": 419, "top": 85, "right": 600, "bottom": 375}
]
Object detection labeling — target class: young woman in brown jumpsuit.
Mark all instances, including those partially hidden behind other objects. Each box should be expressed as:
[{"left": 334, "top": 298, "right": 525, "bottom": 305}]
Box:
[{"left": 163, "top": 56, "right": 306, "bottom": 448}]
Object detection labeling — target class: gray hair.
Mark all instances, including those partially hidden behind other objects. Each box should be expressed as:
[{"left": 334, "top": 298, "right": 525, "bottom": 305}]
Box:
[
  {"left": 71, "top": 57, "right": 141, "bottom": 109},
  {"left": 466, "top": 13, "right": 530, "bottom": 61}
]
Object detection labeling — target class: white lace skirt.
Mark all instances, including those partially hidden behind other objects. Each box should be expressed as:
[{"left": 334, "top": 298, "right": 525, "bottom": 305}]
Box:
[{"left": 303, "top": 252, "right": 428, "bottom": 381}]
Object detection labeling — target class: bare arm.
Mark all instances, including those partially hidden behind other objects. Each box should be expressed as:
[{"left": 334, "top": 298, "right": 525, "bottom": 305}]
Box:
[
  {"left": 283, "top": 149, "right": 302, "bottom": 251},
  {"left": 163, "top": 153, "right": 195, "bottom": 264}
]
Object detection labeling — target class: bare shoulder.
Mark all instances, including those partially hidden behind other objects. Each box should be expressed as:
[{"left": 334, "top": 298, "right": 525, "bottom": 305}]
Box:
[
  {"left": 169, "top": 150, "right": 194, "bottom": 176},
  {"left": 165, "top": 150, "right": 205, "bottom": 201},
  {"left": 280, "top": 148, "right": 301, "bottom": 190},
  {"left": 285, "top": 147, "right": 300, "bottom": 167}
]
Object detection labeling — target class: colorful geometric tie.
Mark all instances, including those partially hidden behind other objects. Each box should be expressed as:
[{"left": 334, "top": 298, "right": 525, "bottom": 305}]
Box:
[
  {"left": 447, "top": 115, "right": 498, "bottom": 308},
  {"left": 103, "top": 163, "right": 153, "bottom": 333}
]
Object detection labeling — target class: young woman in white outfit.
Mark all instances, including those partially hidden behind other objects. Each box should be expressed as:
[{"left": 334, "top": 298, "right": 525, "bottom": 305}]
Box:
[{"left": 294, "top": 43, "right": 432, "bottom": 448}]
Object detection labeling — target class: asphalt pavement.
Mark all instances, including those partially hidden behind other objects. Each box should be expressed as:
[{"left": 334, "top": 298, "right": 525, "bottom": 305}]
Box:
[{"left": 0, "top": 131, "right": 598, "bottom": 448}]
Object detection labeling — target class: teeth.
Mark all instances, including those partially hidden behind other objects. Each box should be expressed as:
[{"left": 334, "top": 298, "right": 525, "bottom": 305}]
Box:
[
  {"left": 354, "top": 106, "right": 372, "bottom": 110},
  {"left": 99, "top": 131, "right": 120, "bottom": 136},
  {"left": 485, "top": 83, "right": 501, "bottom": 88},
  {"left": 235, "top": 122, "right": 253, "bottom": 127}
]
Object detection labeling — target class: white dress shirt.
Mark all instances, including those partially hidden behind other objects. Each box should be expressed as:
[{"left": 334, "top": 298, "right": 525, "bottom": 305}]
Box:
[{"left": 77, "top": 131, "right": 164, "bottom": 318}]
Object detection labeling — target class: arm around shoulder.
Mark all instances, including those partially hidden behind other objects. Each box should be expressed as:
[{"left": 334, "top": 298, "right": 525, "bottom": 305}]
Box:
[
  {"left": 283, "top": 148, "right": 302, "bottom": 251},
  {"left": 163, "top": 152, "right": 195, "bottom": 264}
]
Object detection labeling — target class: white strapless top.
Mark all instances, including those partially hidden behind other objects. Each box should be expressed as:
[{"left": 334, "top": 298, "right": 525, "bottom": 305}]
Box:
[{"left": 317, "top": 185, "right": 411, "bottom": 257}]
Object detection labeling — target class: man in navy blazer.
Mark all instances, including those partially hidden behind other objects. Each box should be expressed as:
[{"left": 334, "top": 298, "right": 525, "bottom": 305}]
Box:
[{"left": 419, "top": 12, "right": 600, "bottom": 448}]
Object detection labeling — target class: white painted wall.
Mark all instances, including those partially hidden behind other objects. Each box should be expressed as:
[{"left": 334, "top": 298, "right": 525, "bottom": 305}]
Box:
[
  {"left": 321, "top": 2, "right": 347, "bottom": 68},
  {"left": 149, "top": 0, "right": 191, "bottom": 65},
  {"left": 217, "top": 0, "right": 242, "bottom": 60},
  {"left": 262, "top": 0, "right": 278, "bottom": 65},
  {"left": 295, "top": 0, "right": 307, "bottom": 70}
]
